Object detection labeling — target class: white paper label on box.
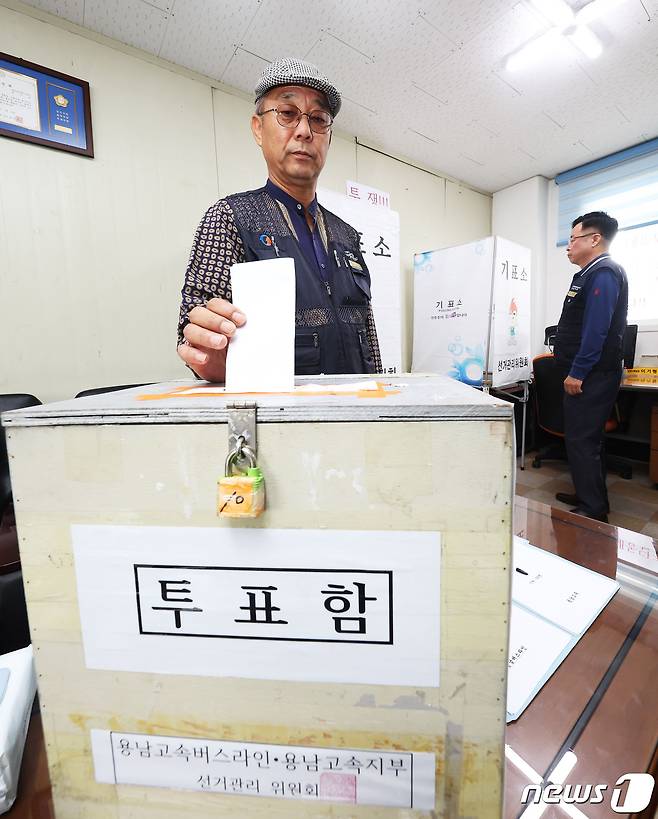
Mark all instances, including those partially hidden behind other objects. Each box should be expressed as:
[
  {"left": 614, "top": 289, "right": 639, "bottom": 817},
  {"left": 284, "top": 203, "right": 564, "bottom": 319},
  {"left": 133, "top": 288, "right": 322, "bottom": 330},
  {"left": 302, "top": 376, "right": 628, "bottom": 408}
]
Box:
[
  {"left": 91, "top": 730, "right": 435, "bottom": 809},
  {"left": 72, "top": 526, "right": 441, "bottom": 687},
  {"left": 136, "top": 566, "right": 393, "bottom": 643}
]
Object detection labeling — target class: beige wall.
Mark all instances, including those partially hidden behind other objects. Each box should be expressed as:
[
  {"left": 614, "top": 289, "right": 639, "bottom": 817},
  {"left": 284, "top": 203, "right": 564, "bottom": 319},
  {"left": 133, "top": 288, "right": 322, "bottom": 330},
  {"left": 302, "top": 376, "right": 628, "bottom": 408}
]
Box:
[
  {"left": 1, "top": 3, "right": 491, "bottom": 401},
  {"left": 0, "top": 4, "right": 218, "bottom": 402}
]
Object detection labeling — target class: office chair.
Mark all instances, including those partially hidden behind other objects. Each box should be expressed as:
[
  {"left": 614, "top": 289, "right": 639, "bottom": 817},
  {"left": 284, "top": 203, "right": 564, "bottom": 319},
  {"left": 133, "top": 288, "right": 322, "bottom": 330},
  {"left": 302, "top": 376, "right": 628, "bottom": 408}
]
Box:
[
  {"left": 0, "top": 394, "right": 40, "bottom": 655},
  {"left": 75, "top": 383, "right": 151, "bottom": 398},
  {"left": 531, "top": 354, "right": 567, "bottom": 468},
  {"left": 1, "top": 394, "right": 42, "bottom": 517},
  {"left": 544, "top": 324, "right": 638, "bottom": 366},
  {"left": 531, "top": 354, "right": 632, "bottom": 478},
  {"left": 544, "top": 324, "right": 558, "bottom": 350},
  {"left": 0, "top": 543, "right": 31, "bottom": 653},
  {"left": 622, "top": 324, "right": 638, "bottom": 369}
]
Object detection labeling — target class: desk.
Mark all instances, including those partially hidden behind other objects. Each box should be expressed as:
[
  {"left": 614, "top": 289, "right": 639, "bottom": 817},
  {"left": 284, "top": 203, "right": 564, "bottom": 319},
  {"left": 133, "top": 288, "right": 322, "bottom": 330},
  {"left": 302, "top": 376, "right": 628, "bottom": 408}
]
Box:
[
  {"left": 9, "top": 498, "right": 658, "bottom": 819},
  {"left": 506, "top": 497, "right": 658, "bottom": 818},
  {"left": 1, "top": 508, "right": 30, "bottom": 656},
  {"left": 649, "top": 404, "right": 658, "bottom": 483},
  {"left": 5, "top": 705, "right": 52, "bottom": 819},
  {"left": 620, "top": 383, "right": 658, "bottom": 393},
  {"left": 604, "top": 380, "right": 658, "bottom": 469},
  {"left": 490, "top": 380, "right": 530, "bottom": 468}
]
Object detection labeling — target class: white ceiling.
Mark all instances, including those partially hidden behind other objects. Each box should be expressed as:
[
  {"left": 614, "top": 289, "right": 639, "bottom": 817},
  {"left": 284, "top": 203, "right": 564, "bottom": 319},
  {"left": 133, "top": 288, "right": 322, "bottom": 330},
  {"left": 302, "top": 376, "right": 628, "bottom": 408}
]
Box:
[{"left": 18, "top": 0, "right": 658, "bottom": 192}]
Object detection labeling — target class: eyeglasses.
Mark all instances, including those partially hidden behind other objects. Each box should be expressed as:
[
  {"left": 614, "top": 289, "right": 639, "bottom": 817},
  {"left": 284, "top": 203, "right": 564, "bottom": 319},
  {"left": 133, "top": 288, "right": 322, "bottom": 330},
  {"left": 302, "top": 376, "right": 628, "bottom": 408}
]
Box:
[
  {"left": 568, "top": 232, "right": 600, "bottom": 243},
  {"left": 259, "top": 105, "right": 333, "bottom": 134}
]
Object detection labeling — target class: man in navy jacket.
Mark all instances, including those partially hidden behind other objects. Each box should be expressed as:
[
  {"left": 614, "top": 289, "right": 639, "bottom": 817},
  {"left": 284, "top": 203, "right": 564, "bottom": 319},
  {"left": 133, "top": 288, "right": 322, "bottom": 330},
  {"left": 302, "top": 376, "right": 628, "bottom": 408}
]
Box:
[{"left": 554, "top": 211, "right": 628, "bottom": 522}]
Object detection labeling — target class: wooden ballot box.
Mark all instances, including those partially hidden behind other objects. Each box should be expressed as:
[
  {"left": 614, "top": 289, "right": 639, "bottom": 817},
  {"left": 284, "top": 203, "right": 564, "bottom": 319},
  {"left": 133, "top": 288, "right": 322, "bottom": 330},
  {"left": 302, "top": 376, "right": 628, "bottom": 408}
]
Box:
[{"left": 3, "top": 375, "right": 513, "bottom": 818}]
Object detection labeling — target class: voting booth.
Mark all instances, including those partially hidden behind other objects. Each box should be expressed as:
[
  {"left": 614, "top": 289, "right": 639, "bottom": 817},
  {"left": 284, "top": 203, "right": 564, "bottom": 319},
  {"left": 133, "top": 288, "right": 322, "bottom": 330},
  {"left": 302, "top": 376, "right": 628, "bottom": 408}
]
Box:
[
  {"left": 3, "top": 375, "right": 513, "bottom": 817},
  {"left": 412, "top": 237, "right": 532, "bottom": 389}
]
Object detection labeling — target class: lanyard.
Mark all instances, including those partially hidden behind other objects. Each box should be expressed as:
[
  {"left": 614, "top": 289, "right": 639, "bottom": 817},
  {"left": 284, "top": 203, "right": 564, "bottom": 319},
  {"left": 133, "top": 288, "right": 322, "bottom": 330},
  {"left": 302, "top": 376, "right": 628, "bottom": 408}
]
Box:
[{"left": 272, "top": 197, "right": 334, "bottom": 296}]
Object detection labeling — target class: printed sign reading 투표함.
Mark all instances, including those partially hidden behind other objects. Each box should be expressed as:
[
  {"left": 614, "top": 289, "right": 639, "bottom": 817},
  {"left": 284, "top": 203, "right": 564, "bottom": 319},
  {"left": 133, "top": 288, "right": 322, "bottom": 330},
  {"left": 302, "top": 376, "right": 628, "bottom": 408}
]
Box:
[
  {"left": 72, "top": 526, "right": 440, "bottom": 687},
  {"left": 136, "top": 566, "right": 392, "bottom": 643}
]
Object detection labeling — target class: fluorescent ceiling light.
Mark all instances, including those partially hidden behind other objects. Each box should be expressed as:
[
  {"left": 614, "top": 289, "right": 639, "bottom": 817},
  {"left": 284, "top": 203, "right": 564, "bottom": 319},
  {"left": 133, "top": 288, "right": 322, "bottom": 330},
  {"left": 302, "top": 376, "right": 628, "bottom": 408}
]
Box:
[
  {"left": 506, "top": 0, "right": 612, "bottom": 72},
  {"left": 566, "top": 25, "right": 603, "bottom": 58},
  {"left": 576, "top": 0, "right": 626, "bottom": 24},
  {"left": 528, "top": 0, "right": 575, "bottom": 27},
  {"left": 505, "top": 28, "right": 561, "bottom": 72}
]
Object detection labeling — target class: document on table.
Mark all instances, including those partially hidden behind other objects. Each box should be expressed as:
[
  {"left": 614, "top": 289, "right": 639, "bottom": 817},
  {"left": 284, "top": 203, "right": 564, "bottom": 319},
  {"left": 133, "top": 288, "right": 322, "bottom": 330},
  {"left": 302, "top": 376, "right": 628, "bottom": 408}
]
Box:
[
  {"left": 506, "top": 605, "right": 573, "bottom": 719},
  {"left": 506, "top": 536, "right": 619, "bottom": 722},
  {"left": 225, "top": 258, "right": 295, "bottom": 393},
  {"left": 512, "top": 537, "right": 620, "bottom": 634}
]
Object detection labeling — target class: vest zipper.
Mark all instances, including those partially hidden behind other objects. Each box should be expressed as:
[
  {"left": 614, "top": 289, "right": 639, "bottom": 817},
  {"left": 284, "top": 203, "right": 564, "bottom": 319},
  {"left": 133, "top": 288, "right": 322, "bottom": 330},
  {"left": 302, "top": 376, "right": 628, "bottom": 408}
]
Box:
[{"left": 326, "top": 243, "right": 348, "bottom": 372}]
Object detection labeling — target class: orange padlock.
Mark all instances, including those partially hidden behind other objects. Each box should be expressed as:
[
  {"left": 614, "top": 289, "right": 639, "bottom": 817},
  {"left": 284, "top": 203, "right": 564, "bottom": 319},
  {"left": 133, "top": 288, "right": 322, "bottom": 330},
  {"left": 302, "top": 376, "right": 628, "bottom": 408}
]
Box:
[{"left": 218, "top": 444, "right": 265, "bottom": 518}]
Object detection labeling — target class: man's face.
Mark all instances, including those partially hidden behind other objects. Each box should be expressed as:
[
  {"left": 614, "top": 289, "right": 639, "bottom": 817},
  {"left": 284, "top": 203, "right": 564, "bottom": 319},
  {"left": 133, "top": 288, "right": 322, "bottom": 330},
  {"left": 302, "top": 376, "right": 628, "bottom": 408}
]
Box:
[
  {"left": 566, "top": 222, "right": 602, "bottom": 267},
  {"left": 251, "top": 85, "right": 331, "bottom": 189}
]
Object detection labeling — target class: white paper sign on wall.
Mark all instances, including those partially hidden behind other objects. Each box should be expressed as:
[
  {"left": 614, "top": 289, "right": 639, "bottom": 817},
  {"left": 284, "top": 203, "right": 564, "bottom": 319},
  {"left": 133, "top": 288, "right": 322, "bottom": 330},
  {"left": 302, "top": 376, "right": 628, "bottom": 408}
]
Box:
[
  {"left": 345, "top": 180, "right": 390, "bottom": 209},
  {"left": 319, "top": 187, "right": 402, "bottom": 375}
]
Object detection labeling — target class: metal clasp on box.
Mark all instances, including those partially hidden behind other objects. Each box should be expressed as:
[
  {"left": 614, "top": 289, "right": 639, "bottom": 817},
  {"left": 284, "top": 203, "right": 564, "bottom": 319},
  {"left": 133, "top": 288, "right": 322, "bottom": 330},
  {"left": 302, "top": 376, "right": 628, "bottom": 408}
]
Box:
[
  {"left": 218, "top": 403, "right": 265, "bottom": 518},
  {"left": 227, "top": 401, "right": 257, "bottom": 468}
]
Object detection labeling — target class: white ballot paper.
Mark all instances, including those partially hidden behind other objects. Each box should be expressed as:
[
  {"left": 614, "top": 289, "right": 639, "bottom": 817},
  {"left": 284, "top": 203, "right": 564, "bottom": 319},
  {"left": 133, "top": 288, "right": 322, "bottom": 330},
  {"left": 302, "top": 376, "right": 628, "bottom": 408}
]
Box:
[
  {"left": 506, "top": 604, "right": 573, "bottom": 719},
  {"left": 225, "top": 258, "right": 295, "bottom": 392},
  {"left": 506, "top": 536, "right": 619, "bottom": 721},
  {"left": 512, "top": 538, "right": 620, "bottom": 634}
]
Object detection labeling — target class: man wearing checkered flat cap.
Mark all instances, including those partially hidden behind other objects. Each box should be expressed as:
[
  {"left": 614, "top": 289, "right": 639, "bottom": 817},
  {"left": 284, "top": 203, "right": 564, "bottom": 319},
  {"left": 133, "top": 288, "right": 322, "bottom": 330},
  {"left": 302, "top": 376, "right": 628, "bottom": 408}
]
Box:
[{"left": 177, "top": 57, "right": 381, "bottom": 382}]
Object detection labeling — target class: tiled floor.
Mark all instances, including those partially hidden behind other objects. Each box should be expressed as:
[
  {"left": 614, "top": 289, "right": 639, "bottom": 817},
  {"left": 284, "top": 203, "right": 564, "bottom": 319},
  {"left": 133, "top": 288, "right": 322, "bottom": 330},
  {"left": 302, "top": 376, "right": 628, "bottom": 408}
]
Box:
[{"left": 516, "top": 456, "right": 658, "bottom": 535}]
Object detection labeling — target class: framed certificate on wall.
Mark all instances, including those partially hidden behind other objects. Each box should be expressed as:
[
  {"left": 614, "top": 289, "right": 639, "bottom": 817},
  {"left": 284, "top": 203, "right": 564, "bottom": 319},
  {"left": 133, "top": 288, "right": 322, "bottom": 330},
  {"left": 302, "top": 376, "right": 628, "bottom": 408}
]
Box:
[{"left": 0, "top": 52, "right": 93, "bottom": 157}]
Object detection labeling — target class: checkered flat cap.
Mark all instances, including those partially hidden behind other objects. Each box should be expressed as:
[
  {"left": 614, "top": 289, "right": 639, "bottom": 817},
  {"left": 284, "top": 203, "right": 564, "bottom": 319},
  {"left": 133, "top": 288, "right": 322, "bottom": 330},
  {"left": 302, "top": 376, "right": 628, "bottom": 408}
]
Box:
[{"left": 254, "top": 58, "right": 341, "bottom": 117}]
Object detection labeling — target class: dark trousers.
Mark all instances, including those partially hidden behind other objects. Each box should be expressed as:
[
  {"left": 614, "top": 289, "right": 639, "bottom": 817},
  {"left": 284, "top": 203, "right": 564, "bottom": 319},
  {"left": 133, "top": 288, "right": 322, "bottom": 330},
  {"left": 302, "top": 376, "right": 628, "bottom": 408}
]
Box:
[{"left": 563, "top": 367, "right": 622, "bottom": 517}]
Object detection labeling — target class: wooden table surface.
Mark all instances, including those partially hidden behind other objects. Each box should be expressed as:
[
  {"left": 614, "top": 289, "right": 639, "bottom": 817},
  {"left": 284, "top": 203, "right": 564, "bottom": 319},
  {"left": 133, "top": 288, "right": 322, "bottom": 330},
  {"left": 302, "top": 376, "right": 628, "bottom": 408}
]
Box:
[
  {"left": 8, "top": 497, "right": 658, "bottom": 819},
  {"left": 506, "top": 497, "right": 658, "bottom": 819}
]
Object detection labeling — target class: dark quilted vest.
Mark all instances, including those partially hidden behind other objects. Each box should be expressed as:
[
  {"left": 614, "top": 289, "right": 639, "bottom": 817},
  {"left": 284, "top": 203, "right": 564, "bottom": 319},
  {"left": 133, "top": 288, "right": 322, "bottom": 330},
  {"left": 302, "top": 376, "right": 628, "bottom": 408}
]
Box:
[
  {"left": 555, "top": 254, "right": 628, "bottom": 373},
  {"left": 226, "top": 187, "right": 376, "bottom": 375}
]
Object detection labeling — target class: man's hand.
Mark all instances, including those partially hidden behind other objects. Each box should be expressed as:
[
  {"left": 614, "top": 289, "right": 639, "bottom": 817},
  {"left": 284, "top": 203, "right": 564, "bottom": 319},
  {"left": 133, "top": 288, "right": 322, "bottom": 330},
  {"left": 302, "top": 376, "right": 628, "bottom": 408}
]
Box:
[
  {"left": 563, "top": 375, "right": 583, "bottom": 395},
  {"left": 177, "top": 298, "right": 246, "bottom": 383}
]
